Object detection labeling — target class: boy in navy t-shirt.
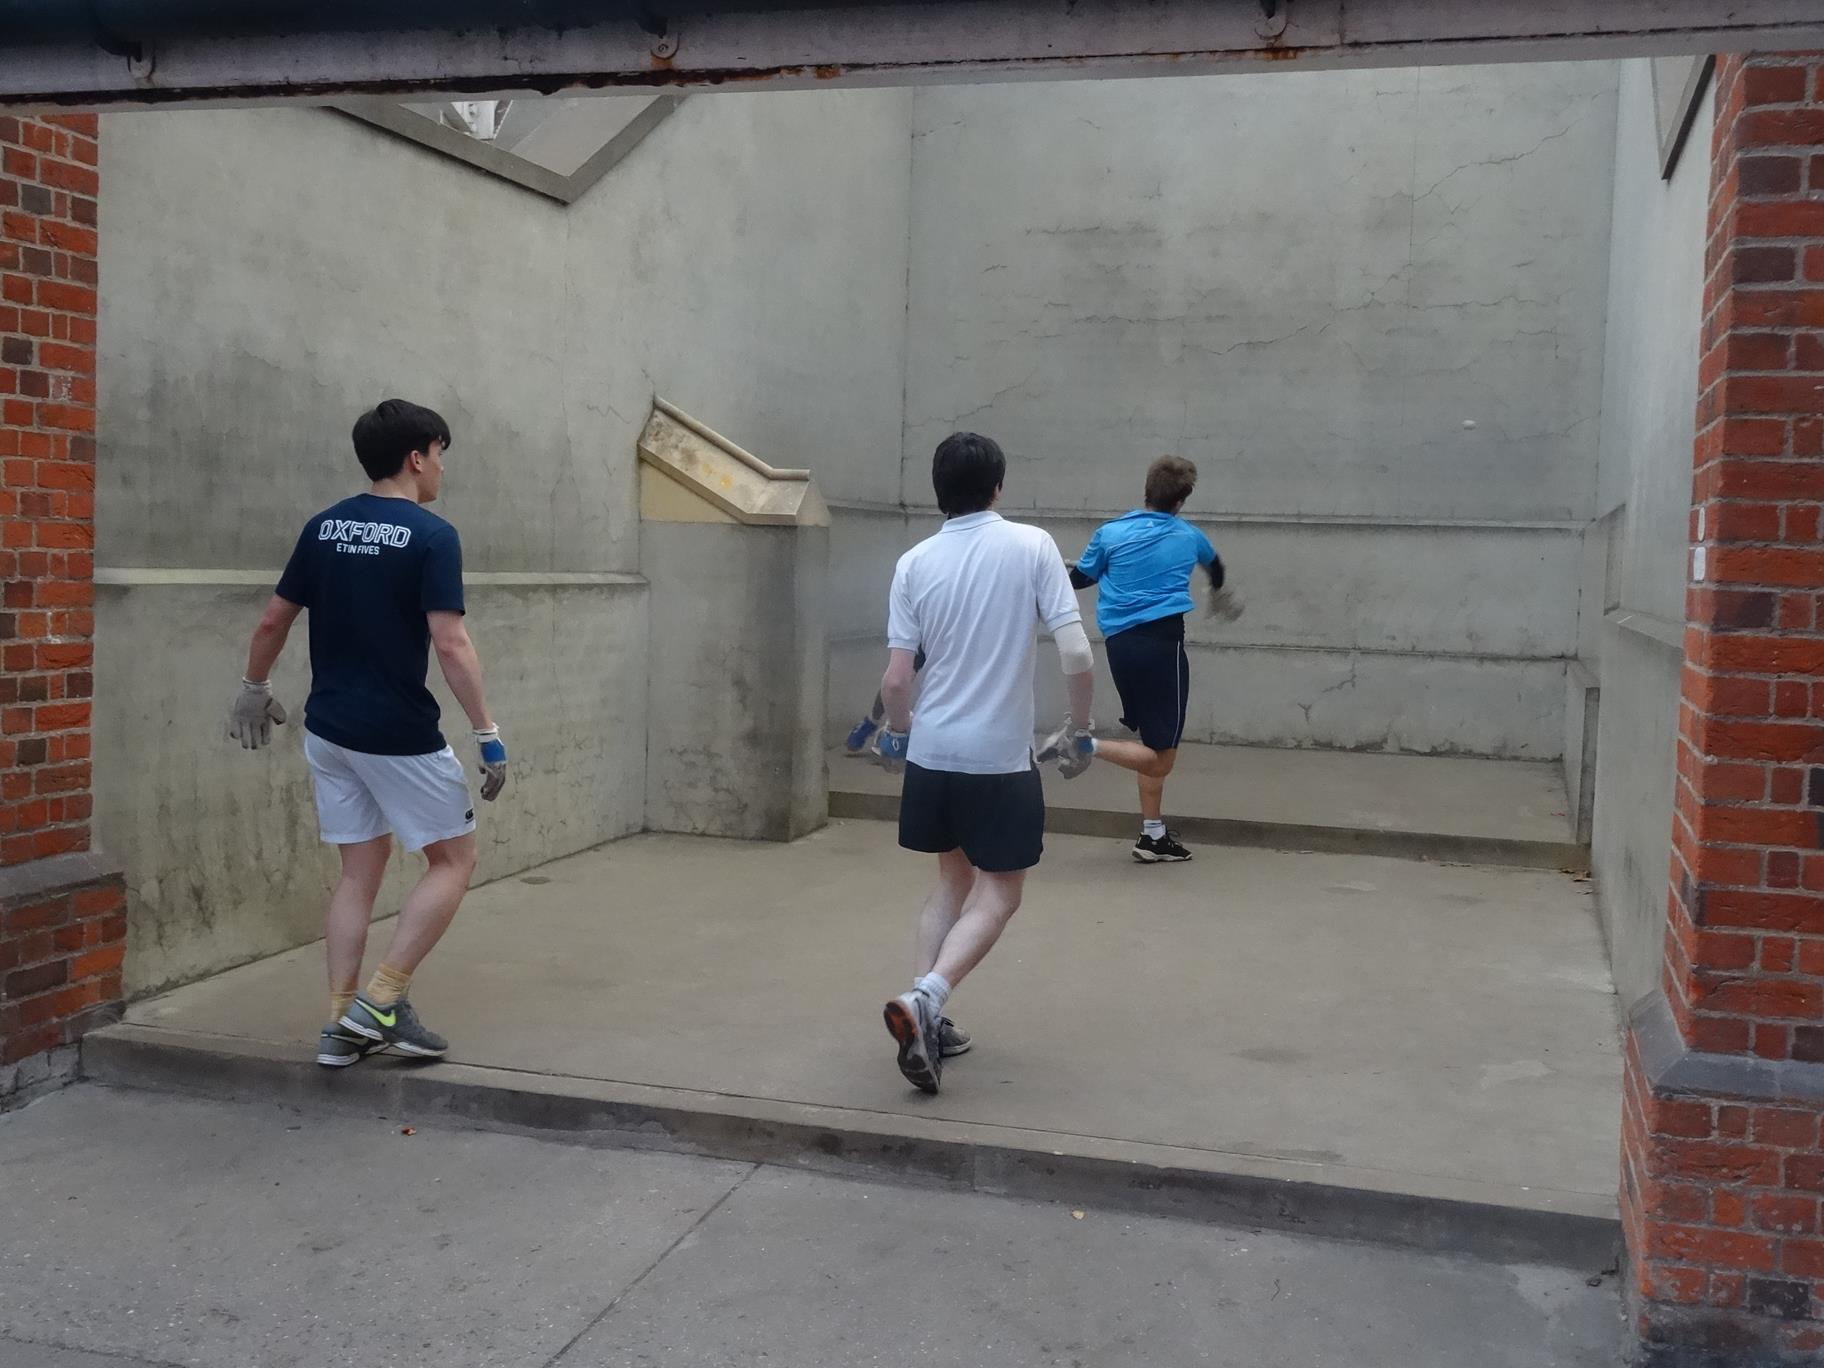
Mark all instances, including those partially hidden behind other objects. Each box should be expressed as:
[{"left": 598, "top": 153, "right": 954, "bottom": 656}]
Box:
[
  {"left": 228, "top": 399, "right": 509, "bottom": 1066},
  {"left": 1039, "top": 455, "right": 1237, "bottom": 863}
]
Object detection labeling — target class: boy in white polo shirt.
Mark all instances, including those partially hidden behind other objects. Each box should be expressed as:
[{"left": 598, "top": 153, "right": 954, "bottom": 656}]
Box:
[{"left": 874, "top": 432, "right": 1096, "bottom": 1094}]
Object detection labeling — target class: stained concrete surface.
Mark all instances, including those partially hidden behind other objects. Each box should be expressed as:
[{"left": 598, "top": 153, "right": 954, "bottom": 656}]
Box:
[
  {"left": 835, "top": 740, "right": 1575, "bottom": 845},
  {"left": 125, "top": 820, "right": 1621, "bottom": 1208},
  {"left": 0, "top": 1089, "right": 1624, "bottom": 1368}
]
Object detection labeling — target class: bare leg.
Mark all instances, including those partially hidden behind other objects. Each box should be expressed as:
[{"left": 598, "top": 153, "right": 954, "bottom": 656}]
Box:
[
  {"left": 326, "top": 835, "right": 392, "bottom": 1005},
  {"left": 1094, "top": 737, "right": 1171, "bottom": 776},
  {"left": 1092, "top": 741, "right": 1178, "bottom": 824},
  {"left": 1138, "top": 771, "right": 1167, "bottom": 823},
  {"left": 916, "top": 848, "right": 977, "bottom": 978},
  {"left": 375, "top": 833, "right": 478, "bottom": 975},
  {"left": 930, "top": 869, "right": 1027, "bottom": 990}
]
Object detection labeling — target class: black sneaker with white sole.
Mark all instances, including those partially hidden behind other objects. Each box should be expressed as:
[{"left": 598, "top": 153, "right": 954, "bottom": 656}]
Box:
[
  {"left": 883, "top": 991, "right": 943, "bottom": 1093},
  {"left": 938, "top": 1017, "right": 971, "bottom": 1058},
  {"left": 1133, "top": 830, "right": 1192, "bottom": 863},
  {"left": 339, "top": 993, "right": 449, "bottom": 1057}
]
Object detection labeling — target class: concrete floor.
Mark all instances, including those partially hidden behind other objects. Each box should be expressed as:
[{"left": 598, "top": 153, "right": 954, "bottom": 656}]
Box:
[
  {"left": 0, "top": 1089, "right": 1625, "bottom": 1368},
  {"left": 833, "top": 741, "right": 1576, "bottom": 844},
  {"left": 125, "top": 819, "right": 1623, "bottom": 1219}
]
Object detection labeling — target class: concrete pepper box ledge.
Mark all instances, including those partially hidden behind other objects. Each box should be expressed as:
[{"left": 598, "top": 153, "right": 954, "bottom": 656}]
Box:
[{"left": 638, "top": 400, "right": 830, "bottom": 842}]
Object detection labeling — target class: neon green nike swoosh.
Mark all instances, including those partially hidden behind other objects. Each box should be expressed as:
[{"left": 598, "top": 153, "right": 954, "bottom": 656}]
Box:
[{"left": 367, "top": 1006, "right": 397, "bottom": 1028}]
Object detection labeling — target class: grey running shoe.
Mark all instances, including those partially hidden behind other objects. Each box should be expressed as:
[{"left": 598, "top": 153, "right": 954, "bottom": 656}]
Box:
[
  {"left": 883, "top": 991, "right": 943, "bottom": 1093},
  {"left": 339, "top": 994, "right": 449, "bottom": 1058},
  {"left": 1133, "top": 830, "right": 1193, "bottom": 863},
  {"left": 316, "top": 1023, "right": 381, "bottom": 1068},
  {"left": 938, "top": 1017, "right": 972, "bottom": 1058}
]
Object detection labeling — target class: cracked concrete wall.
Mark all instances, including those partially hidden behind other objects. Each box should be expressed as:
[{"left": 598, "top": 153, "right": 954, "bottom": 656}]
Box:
[
  {"left": 1588, "top": 61, "right": 1711, "bottom": 1007},
  {"left": 827, "top": 64, "right": 1619, "bottom": 759},
  {"left": 95, "top": 89, "right": 912, "bottom": 995}
]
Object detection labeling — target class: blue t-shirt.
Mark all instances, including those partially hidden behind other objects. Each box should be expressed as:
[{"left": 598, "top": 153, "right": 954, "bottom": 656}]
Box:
[
  {"left": 275, "top": 493, "right": 465, "bottom": 756},
  {"left": 1076, "top": 510, "right": 1217, "bottom": 637}
]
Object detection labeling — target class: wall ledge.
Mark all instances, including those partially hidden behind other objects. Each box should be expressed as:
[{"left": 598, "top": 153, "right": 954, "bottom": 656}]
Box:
[
  {"left": 96, "top": 568, "right": 647, "bottom": 588},
  {"left": 1605, "top": 608, "right": 1684, "bottom": 652},
  {"left": 824, "top": 500, "right": 1585, "bottom": 533},
  {"left": 1633, "top": 991, "right": 1824, "bottom": 1104}
]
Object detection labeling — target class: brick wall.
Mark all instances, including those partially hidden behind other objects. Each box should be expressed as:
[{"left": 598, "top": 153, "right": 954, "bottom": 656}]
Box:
[
  {"left": 1623, "top": 53, "right": 1824, "bottom": 1365},
  {"left": 0, "top": 111, "right": 119, "bottom": 1108}
]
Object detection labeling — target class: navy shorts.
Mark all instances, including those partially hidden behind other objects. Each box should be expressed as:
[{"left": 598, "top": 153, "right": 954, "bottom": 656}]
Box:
[
  {"left": 898, "top": 761, "right": 1045, "bottom": 872},
  {"left": 1105, "top": 616, "right": 1191, "bottom": 752}
]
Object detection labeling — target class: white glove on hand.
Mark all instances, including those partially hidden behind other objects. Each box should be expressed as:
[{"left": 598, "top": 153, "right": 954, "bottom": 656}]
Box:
[
  {"left": 228, "top": 678, "right": 287, "bottom": 750},
  {"left": 1207, "top": 588, "right": 1245, "bottom": 623},
  {"left": 1037, "top": 717, "right": 1096, "bottom": 779},
  {"left": 475, "top": 726, "right": 509, "bottom": 802}
]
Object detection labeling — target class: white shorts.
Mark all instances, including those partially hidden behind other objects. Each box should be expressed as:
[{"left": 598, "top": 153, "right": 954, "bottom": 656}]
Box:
[{"left": 304, "top": 732, "right": 476, "bottom": 853}]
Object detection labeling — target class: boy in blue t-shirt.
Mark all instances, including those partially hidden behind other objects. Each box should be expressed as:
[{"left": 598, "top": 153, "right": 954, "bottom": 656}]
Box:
[
  {"left": 227, "top": 399, "right": 510, "bottom": 1066},
  {"left": 1039, "top": 455, "right": 1237, "bottom": 863}
]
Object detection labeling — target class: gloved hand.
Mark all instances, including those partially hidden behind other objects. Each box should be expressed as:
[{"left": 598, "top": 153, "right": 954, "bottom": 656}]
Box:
[
  {"left": 1057, "top": 716, "right": 1095, "bottom": 779},
  {"left": 474, "top": 726, "right": 509, "bottom": 801},
  {"left": 1038, "top": 717, "right": 1095, "bottom": 778},
  {"left": 228, "top": 678, "right": 287, "bottom": 750},
  {"left": 1207, "top": 588, "right": 1245, "bottom": 623},
  {"left": 873, "top": 727, "right": 910, "bottom": 775}
]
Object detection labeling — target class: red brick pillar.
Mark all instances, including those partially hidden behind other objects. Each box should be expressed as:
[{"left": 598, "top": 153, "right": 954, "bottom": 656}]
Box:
[
  {"left": 1621, "top": 53, "right": 1824, "bottom": 1365},
  {"left": 0, "top": 112, "right": 122, "bottom": 1109}
]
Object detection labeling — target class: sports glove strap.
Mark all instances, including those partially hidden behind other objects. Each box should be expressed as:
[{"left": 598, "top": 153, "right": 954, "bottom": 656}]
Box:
[{"left": 474, "top": 726, "right": 508, "bottom": 763}]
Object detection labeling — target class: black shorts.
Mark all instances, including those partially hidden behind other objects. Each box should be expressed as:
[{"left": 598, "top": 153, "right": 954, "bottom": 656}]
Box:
[
  {"left": 898, "top": 761, "right": 1045, "bottom": 872},
  {"left": 1105, "top": 616, "right": 1191, "bottom": 752}
]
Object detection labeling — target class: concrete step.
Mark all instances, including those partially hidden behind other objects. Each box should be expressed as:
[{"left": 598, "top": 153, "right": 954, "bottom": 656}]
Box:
[
  {"left": 830, "top": 789, "right": 1587, "bottom": 869},
  {"left": 85, "top": 1024, "right": 1620, "bottom": 1273},
  {"left": 829, "top": 742, "right": 1587, "bottom": 870}
]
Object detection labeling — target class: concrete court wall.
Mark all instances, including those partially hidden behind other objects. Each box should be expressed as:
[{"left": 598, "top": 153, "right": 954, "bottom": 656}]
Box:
[
  {"left": 95, "top": 90, "right": 912, "bottom": 996},
  {"left": 1586, "top": 61, "right": 1712, "bottom": 1007},
  {"left": 826, "top": 63, "right": 1620, "bottom": 760}
]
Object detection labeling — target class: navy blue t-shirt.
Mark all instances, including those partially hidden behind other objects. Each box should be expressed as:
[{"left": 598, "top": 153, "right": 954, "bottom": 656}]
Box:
[{"left": 275, "top": 493, "right": 465, "bottom": 756}]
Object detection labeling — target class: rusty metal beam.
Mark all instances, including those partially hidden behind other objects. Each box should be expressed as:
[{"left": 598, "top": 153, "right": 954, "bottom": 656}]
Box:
[{"left": 2, "top": 0, "right": 1822, "bottom": 109}]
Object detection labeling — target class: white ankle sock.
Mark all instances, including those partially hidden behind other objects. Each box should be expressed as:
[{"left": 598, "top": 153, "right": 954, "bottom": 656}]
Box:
[
  {"left": 914, "top": 972, "right": 951, "bottom": 1012},
  {"left": 1142, "top": 819, "right": 1166, "bottom": 839}
]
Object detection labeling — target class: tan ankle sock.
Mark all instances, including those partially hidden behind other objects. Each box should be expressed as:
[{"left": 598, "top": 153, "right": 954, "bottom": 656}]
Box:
[
  {"left": 329, "top": 989, "right": 357, "bottom": 1022},
  {"left": 364, "top": 962, "right": 413, "bottom": 1006}
]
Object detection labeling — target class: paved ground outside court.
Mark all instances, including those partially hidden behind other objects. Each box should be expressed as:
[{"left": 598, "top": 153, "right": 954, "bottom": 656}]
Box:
[
  {"left": 119, "top": 818, "right": 1622, "bottom": 1218},
  {"left": 0, "top": 1088, "right": 1624, "bottom": 1368}
]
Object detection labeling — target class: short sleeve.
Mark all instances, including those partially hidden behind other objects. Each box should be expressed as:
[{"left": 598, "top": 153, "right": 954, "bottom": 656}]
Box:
[
  {"left": 1033, "top": 533, "right": 1082, "bottom": 633},
  {"left": 274, "top": 520, "right": 316, "bottom": 606},
  {"left": 886, "top": 555, "right": 920, "bottom": 651},
  {"left": 1193, "top": 525, "right": 1218, "bottom": 567},
  {"left": 1076, "top": 527, "right": 1109, "bottom": 581},
  {"left": 421, "top": 526, "right": 466, "bottom": 615}
]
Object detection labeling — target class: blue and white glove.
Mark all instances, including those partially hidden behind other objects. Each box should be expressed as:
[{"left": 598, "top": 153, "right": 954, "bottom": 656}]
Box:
[
  {"left": 474, "top": 726, "right": 509, "bottom": 802},
  {"left": 873, "top": 727, "right": 910, "bottom": 775}
]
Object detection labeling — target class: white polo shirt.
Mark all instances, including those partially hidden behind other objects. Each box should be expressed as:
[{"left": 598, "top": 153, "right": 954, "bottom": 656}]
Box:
[{"left": 887, "top": 511, "right": 1082, "bottom": 775}]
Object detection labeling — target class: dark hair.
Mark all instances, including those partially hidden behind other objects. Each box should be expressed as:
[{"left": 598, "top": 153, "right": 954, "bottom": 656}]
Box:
[
  {"left": 1145, "top": 455, "right": 1197, "bottom": 511},
  {"left": 351, "top": 399, "right": 453, "bottom": 482},
  {"left": 931, "top": 432, "right": 1006, "bottom": 516}
]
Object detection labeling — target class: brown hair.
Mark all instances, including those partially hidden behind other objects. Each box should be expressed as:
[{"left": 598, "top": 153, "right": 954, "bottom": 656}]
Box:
[{"left": 1144, "top": 455, "right": 1197, "bottom": 512}]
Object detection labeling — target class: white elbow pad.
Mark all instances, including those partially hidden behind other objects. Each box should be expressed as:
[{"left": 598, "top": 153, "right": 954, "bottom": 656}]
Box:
[{"left": 1055, "top": 621, "right": 1094, "bottom": 675}]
